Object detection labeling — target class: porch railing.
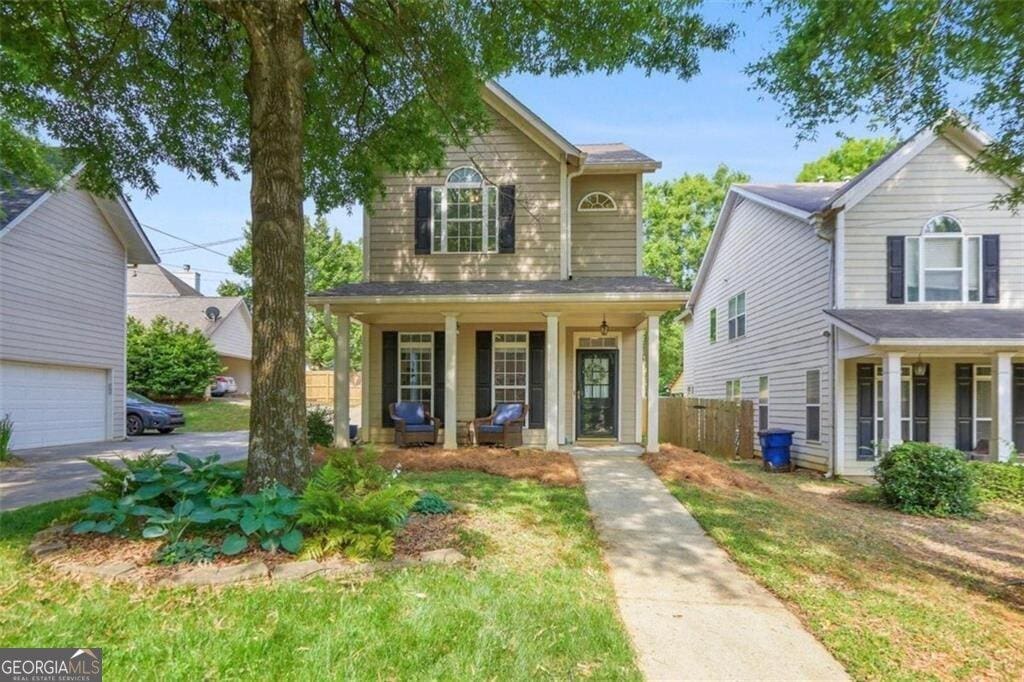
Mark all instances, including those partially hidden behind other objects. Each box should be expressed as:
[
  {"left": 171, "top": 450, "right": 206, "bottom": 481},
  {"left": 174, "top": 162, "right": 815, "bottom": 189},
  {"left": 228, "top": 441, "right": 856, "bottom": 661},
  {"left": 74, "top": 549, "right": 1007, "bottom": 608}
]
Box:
[{"left": 658, "top": 396, "right": 755, "bottom": 459}]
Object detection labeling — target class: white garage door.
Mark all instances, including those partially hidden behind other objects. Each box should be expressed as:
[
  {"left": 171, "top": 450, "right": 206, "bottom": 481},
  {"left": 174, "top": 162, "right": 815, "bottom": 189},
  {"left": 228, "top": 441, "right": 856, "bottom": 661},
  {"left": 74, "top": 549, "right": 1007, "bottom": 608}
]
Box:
[{"left": 0, "top": 362, "right": 109, "bottom": 449}]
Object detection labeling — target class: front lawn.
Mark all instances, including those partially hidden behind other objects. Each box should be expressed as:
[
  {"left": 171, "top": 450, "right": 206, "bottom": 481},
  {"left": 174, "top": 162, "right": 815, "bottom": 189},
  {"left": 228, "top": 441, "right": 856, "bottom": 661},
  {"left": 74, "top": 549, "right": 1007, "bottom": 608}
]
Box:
[
  {"left": 0, "top": 470, "right": 638, "bottom": 680},
  {"left": 174, "top": 399, "right": 249, "bottom": 432},
  {"left": 645, "top": 445, "right": 1024, "bottom": 681}
]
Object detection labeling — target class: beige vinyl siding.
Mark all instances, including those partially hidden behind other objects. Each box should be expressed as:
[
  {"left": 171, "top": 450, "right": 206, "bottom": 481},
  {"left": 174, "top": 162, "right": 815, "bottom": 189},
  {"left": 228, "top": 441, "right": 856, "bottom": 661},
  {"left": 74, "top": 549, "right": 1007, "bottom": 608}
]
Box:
[
  {"left": 367, "top": 107, "right": 561, "bottom": 282},
  {"left": 211, "top": 304, "right": 252, "bottom": 360},
  {"left": 683, "top": 198, "right": 832, "bottom": 469},
  {"left": 571, "top": 174, "right": 638, "bottom": 277},
  {"left": 0, "top": 186, "right": 128, "bottom": 439},
  {"left": 843, "top": 135, "right": 1024, "bottom": 308}
]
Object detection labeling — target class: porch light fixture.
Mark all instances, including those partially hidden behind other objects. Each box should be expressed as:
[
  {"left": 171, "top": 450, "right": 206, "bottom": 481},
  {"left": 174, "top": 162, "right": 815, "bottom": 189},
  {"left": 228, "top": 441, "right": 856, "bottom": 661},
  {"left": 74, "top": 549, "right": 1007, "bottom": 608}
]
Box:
[
  {"left": 600, "top": 315, "right": 609, "bottom": 336},
  {"left": 912, "top": 355, "right": 928, "bottom": 377}
]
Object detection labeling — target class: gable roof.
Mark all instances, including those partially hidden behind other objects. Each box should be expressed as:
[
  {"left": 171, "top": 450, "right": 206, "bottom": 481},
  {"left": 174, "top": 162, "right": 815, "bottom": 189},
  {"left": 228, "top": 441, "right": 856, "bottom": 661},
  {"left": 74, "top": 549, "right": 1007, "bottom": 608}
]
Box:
[
  {"left": 128, "top": 264, "right": 201, "bottom": 297},
  {"left": 128, "top": 295, "right": 248, "bottom": 338},
  {"left": 735, "top": 182, "right": 844, "bottom": 215},
  {"left": 0, "top": 169, "right": 159, "bottom": 265}
]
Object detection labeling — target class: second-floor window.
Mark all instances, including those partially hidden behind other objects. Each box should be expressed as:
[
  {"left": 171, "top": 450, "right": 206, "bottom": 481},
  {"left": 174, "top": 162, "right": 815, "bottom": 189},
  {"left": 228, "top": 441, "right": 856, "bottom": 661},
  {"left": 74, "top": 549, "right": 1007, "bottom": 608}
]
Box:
[
  {"left": 431, "top": 167, "right": 499, "bottom": 254},
  {"left": 728, "top": 292, "right": 746, "bottom": 339},
  {"left": 906, "top": 215, "right": 982, "bottom": 302}
]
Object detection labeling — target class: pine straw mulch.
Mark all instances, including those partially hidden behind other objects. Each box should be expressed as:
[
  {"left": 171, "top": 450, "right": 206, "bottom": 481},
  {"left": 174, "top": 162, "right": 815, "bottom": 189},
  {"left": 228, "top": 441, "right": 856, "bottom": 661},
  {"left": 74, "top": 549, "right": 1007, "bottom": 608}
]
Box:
[
  {"left": 641, "top": 443, "right": 771, "bottom": 493},
  {"left": 377, "top": 447, "right": 580, "bottom": 487}
]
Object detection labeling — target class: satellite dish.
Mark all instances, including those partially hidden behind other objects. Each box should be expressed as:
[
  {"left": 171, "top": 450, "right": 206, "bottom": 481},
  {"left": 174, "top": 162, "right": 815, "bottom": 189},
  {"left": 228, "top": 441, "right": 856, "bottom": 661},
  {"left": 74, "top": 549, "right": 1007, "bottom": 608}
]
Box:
[{"left": 204, "top": 306, "right": 221, "bottom": 322}]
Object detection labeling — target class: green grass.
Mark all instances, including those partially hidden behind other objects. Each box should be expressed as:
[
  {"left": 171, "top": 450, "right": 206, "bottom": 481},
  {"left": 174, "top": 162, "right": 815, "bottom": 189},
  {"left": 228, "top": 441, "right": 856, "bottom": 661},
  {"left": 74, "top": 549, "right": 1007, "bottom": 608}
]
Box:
[
  {"left": 174, "top": 400, "right": 250, "bottom": 432},
  {"left": 660, "top": 462, "right": 1024, "bottom": 681},
  {"left": 0, "top": 471, "right": 638, "bottom": 681}
]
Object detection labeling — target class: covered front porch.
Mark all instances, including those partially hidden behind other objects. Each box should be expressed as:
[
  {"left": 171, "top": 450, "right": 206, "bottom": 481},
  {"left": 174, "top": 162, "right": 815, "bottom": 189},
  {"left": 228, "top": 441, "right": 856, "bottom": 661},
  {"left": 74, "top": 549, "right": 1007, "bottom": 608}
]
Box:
[
  {"left": 829, "top": 308, "right": 1024, "bottom": 476},
  {"left": 308, "top": 278, "right": 685, "bottom": 453}
]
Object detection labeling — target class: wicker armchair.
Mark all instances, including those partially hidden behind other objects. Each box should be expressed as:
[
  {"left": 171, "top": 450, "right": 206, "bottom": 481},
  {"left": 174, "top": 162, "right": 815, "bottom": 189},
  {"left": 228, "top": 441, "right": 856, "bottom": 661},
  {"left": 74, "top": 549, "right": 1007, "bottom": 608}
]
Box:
[
  {"left": 389, "top": 401, "right": 440, "bottom": 447},
  {"left": 473, "top": 403, "right": 528, "bottom": 448}
]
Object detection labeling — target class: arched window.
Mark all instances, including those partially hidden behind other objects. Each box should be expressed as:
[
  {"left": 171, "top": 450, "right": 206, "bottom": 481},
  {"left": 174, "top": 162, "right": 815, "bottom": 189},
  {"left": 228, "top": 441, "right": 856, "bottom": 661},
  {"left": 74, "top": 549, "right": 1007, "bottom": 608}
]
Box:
[
  {"left": 431, "top": 166, "right": 497, "bottom": 253},
  {"left": 906, "top": 215, "right": 981, "bottom": 302},
  {"left": 577, "top": 191, "right": 617, "bottom": 212}
]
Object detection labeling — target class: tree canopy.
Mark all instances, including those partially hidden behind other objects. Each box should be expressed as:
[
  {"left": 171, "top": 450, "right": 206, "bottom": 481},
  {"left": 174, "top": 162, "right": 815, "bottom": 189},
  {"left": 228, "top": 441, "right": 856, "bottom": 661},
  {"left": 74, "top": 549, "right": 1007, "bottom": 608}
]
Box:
[
  {"left": 127, "top": 316, "right": 222, "bottom": 399},
  {"left": 795, "top": 137, "right": 896, "bottom": 182},
  {"left": 750, "top": 0, "right": 1024, "bottom": 205}
]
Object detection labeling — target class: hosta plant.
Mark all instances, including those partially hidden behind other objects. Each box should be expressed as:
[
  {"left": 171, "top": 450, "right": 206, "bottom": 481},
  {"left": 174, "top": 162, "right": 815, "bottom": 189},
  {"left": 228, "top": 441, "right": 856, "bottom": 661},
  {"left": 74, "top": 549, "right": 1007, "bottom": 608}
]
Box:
[{"left": 217, "top": 483, "right": 303, "bottom": 555}]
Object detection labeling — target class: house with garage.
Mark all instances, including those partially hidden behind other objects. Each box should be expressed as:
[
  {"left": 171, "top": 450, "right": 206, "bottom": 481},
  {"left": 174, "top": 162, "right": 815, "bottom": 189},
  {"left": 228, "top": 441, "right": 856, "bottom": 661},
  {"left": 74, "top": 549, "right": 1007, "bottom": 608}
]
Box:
[
  {"left": 0, "top": 171, "right": 158, "bottom": 449},
  {"left": 128, "top": 264, "right": 253, "bottom": 394},
  {"left": 681, "top": 117, "right": 1023, "bottom": 475},
  {"left": 309, "top": 82, "right": 685, "bottom": 451}
]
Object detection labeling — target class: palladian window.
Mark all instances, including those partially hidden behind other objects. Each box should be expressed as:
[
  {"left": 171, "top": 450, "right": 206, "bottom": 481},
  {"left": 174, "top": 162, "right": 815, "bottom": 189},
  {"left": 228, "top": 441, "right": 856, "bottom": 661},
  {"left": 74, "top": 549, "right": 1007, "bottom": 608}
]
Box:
[
  {"left": 906, "top": 215, "right": 982, "bottom": 302},
  {"left": 431, "top": 166, "right": 498, "bottom": 254},
  {"left": 577, "top": 191, "right": 617, "bottom": 212}
]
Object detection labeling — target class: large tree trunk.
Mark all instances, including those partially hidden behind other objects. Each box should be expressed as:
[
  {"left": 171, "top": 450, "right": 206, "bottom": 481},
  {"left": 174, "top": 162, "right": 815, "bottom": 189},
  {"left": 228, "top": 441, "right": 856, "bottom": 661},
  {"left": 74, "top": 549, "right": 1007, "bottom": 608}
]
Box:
[{"left": 225, "top": 0, "right": 312, "bottom": 490}]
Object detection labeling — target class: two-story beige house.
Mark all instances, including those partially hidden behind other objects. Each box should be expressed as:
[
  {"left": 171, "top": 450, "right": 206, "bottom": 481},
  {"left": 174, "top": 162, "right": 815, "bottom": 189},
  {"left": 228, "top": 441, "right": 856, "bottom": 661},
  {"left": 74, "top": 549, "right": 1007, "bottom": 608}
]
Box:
[
  {"left": 309, "top": 83, "right": 685, "bottom": 451},
  {"left": 682, "top": 118, "right": 1023, "bottom": 474}
]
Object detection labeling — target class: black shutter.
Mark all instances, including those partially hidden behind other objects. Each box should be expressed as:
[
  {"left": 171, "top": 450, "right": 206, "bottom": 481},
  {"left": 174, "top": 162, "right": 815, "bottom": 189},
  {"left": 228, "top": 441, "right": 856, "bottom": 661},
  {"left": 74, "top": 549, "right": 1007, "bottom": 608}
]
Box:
[
  {"left": 498, "top": 185, "right": 516, "bottom": 254},
  {"left": 1013, "top": 364, "right": 1024, "bottom": 452},
  {"left": 886, "top": 236, "right": 905, "bottom": 304},
  {"left": 414, "top": 187, "right": 432, "bottom": 255},
  {"left": 856, "top": 364, "right": 875, "bottom": 460},
  {"left": 433, "top": 331, "right": 445, "bottom": 424},
  {"left": 475, "top": 331, "right": 492, "bottom": 418},
  {"left": 912, "top": 364, "right": 930, "bottom": 442},
  {"left": 528, "top": 331, "right": 545, "bottom": 429},
  {"left": 381, "top": 331, "right": 398, "bottom": 427},
  {"left": 955, "top": 363, "right": 973, "bottom": 451},
  {"left": 982, "top": 235, "right": 1000, "bottom": 303}
]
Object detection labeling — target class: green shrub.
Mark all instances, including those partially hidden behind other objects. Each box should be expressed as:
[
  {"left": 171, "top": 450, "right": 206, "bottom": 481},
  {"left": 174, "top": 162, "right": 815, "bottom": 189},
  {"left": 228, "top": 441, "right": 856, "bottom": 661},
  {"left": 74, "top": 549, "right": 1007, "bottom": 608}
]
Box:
[
  {"left": 0, "top": 413, "right": 13, "bottom": 462},
  {"left": 875, "top": 442, "right": 977, "bottom": 516},
  {"left": 307, "top": 407, "right": 334, "bottom": 447},
  {"left": 156, "top": 538, "right": 217, "bottom": 565},
  {"left": 970, "top": 461, "right": 1024, "bottom": 506},
  {"left": 412, "top": 491, "right": 453, "bottom": 515},
  {"left": 299, "top": 447, "right": 416, "bottom": 560},
  {"left": 127, "top": 316, "right": 223, "bottom": 399},
  {"left": 216, "top": 484, "right": 303, "bottom": 555}
]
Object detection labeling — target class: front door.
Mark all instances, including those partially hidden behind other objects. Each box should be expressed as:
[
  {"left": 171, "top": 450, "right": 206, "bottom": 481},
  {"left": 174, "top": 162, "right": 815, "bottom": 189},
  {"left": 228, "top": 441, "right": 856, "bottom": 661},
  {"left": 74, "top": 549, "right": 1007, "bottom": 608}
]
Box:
[{"left": 576, "top": 349, "right": 617, "bottom": 438}]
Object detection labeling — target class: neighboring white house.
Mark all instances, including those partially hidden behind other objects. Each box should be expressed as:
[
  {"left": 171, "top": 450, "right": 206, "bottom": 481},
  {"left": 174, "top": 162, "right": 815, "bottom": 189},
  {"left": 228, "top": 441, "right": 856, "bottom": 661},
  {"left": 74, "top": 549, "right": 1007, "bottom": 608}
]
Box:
[
  {"left": 682, "top": 118, "right": 1023, "bottom": 474},
  {"left": 128, "top": 265, "right": 253, "bottom": 394},
  {"left": 0, "top": 173, "right": 159, "bottom": 449}
]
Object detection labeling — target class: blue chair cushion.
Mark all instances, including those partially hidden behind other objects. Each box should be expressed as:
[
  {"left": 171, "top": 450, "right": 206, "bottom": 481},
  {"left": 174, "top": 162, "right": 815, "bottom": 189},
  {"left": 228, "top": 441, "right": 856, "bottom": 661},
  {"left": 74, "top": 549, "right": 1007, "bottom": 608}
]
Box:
[
  {"left": 403, "top": 423, "right": 435, "bottom": 433},
  {"left": 477, "top": 424, "right": 504, "bottom": 434},
  {"left": 394, "top": 401, "right": 426, "bottom": 425},
  {"left": 492, "top": 403, "right": 523, "bottom": 425}
]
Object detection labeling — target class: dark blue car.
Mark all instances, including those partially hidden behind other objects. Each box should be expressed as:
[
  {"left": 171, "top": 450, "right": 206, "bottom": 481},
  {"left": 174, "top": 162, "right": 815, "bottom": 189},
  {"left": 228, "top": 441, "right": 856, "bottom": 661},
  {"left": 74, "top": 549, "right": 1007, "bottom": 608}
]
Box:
[{"left": 126, "top": 391, "right": 185, "bottom": 436}]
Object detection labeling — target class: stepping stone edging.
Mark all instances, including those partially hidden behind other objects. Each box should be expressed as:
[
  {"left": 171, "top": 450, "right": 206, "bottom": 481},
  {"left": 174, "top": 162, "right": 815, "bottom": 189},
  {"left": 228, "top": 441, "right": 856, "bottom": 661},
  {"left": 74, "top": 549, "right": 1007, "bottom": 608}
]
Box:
[{"left": 28, "top": 526, "right": 468, "bottom": 587}]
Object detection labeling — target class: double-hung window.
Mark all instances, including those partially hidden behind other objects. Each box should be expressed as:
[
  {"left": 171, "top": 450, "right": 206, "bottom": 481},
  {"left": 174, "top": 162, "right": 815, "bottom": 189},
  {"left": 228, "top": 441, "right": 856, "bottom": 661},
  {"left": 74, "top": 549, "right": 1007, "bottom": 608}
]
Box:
[
  {"left": 728, "top": 292, "right": 746, "bottom": 339},
  {"left": 805, "top": 370, "right": 821, "bottom": 441},
  {"left": 709, "top": 308, "right": 717, "bottom": 343},
  {"left": 493, "top": 332, "right": 528, "bottom": 404},
  {"left": 974, "top": 365, "right": 992, "bottom": 447},
  {"left": 874, "top": 365, "right": 912, "bottom": 444},
  {"left": 431, "top": 166, "right": 499, "bottom": 254},
  {"left": 725, "top": 379, "right": 742, "bottom": 401},
  {"left": 398, "top": 333, "right": 433, "bottom": 414},
  {"left": 906, "top": 215, "right": 982, "bottom": 302},
  {"left": 758, "top": 376, "right": 769, "bottom": 431}
]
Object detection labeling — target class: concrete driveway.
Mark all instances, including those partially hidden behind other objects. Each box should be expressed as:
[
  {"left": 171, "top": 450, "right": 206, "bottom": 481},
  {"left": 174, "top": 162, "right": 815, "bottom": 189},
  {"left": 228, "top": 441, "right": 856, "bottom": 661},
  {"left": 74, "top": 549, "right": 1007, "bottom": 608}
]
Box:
[{"left": 0, "top": 431, "right": 248, "bottom": 512}]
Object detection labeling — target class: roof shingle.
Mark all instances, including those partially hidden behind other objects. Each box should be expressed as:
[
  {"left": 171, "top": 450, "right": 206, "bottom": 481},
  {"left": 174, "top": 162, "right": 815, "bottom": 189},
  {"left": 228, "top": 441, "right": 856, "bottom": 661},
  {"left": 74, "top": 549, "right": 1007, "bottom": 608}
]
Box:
[{"left": 312, "top": 276, "right": 683, "bottom": 298}]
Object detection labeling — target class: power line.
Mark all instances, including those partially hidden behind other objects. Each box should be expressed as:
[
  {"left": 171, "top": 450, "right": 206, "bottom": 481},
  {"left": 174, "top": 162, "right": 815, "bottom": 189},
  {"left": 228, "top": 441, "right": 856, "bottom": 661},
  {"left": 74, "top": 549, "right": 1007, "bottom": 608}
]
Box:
[
  {"left": 162, "top": 236, "right": 245, "bottom": 254},
  {"left": 140, "top": 222, "right": 233, "bottom": 258}
]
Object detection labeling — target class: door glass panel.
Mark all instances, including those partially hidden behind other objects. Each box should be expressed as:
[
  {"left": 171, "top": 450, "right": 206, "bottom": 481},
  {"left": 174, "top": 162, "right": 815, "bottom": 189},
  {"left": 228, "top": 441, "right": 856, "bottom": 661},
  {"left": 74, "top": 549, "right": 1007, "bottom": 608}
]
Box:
[{"left": 578, "top": 351, "right": 616, "bottom": 437}]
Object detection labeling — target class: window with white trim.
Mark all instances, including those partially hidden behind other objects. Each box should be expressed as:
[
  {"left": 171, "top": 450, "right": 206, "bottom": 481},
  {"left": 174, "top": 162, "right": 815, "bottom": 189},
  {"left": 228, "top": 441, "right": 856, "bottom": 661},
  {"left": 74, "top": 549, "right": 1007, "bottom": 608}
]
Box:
[
  {"left": 725, "top": 378, "right": 741, "bottom": 401},
  {"left": 577, "top": 191, "right": 617, "bottom": 212},
  {"left": 974, "top": 365, "right": 992, "bottom": 448},
  {"left": 874, "top": 365, "right": 912, "bottom": 444},
  {"left": 906, "top": 215, "right": 982, "bottom": 302},
  {"left": 709, "top": 308, "right": 717, "bottom": 343},
  {"left": 493, "top": 332, "right": 528, "bottom": 404},
  {"left": 431, "top": 166, "right": 498, "bottom": 254},
  {"left": 806, "top": 370, "right": 821, "bottom": 441},
  {"left": 728, "top": 292, "right": 745, "bottom": 339},
  {"left": 758, "top": 376, "right": 769, "bottom": 431},
  {"left": 398, "top": 333, "right": 433, "bottom": 414}
]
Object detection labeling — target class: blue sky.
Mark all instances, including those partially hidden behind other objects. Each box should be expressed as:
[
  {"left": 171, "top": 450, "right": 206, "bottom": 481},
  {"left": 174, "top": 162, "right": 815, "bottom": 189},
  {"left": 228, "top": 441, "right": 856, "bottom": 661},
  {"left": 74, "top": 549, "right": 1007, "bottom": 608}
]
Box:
[{"left": 130, "top": 4, "right": 890, "bottom": 293}]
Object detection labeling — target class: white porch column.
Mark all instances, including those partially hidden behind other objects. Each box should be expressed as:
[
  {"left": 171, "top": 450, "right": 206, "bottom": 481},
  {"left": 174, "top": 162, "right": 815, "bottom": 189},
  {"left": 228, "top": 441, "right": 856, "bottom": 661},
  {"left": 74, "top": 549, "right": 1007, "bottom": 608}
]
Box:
[
  {"left": 993, "top": 352, "right": 1014, "bottom": 462},
  {"left": 333, "top": 313, "right": 351, "bottom": 447},
  {"left": 360, "top": 321, "right": 371, "bottom": 443},
  {"left": 544, "top": 313, "right": 559, "bottom": 450},
  {"left": 882, "top": 351, "right": 903, "bottom": 452},
  {"left": 557, "top": 319, "right": 567, "bottom": 445},
  {"left": 645, "top": 313, "right": 660, "bottom": 453},
  {"left": 443, "top": 313, "right": 458, "bottom": 449}
]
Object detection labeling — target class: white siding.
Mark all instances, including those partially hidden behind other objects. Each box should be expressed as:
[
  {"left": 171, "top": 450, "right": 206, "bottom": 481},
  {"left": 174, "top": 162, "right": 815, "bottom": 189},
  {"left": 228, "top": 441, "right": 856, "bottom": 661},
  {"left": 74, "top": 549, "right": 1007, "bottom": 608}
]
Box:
[
  {"left": 843, "top": 135, "right": 1024, "bottom": 308},
  {"left": 0, "top": 187, "right": 127, "bottom": 440},
  {"left": 683, "top": 198, "right": 833, "bottom": 469},
  {"left": 571, "top": 174, "right": 639, "bottom": 277},
  {"left": 211, "top": 304, "right": 252, "bottom": 360}
]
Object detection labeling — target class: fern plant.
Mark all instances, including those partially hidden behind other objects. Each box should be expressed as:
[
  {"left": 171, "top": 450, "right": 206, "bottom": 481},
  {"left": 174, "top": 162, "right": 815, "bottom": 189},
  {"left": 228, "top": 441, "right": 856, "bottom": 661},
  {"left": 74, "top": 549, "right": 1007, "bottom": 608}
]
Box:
[{"left": 0, "top": 414, "right": 13, "bottom": 463}]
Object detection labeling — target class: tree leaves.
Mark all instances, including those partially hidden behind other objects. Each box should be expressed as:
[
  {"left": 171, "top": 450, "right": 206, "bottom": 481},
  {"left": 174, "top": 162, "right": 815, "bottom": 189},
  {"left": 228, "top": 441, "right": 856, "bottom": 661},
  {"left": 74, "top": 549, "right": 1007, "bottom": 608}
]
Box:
[
  {"left": 795, "top": 137, "right": 897, "bottom": 182},
  {"left": 126, "top": 316, "right": 223, "bottom": 399}
]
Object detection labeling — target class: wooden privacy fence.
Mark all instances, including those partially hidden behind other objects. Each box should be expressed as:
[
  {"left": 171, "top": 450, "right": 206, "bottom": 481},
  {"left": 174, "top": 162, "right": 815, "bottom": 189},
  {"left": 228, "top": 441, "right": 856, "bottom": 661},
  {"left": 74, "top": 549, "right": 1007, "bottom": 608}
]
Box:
[
  {"left": 306, "top": 371, "right": 362, "bottom": 408},
  {"left": 659, "top": 396, "right": 755, "bottom": 459}
]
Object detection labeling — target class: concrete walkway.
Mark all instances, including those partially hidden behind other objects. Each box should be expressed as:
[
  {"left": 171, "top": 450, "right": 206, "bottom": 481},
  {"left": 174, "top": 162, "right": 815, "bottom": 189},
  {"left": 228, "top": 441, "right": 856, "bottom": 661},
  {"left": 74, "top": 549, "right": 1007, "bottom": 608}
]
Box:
[
  {"left": 572, "top": 447, "right": 848, "bottom": 681},
  {"left": 1, "top": 431, "right": 248, "bottom": 512}
]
